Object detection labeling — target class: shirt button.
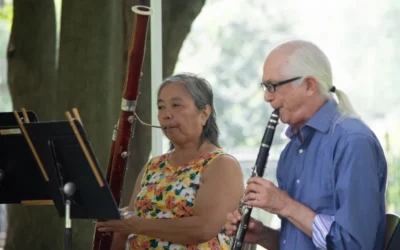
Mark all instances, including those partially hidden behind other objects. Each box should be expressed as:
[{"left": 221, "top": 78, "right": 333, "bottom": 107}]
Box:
[
  {"left": 283, "top": 240, "right": 286, "bottom": 244},
  {"left": 296, "top": 179, "right": 300, "bottom": 184},
  {"left": 298, "top": 149, "right": 304, "bottom": 154}
]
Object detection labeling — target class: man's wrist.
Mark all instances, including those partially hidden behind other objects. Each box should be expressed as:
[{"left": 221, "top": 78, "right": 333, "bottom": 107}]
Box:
[
  {"left": 257, "top": 225, "right": 280, "bottom": 250},
  {"left": 257, "top": 225, "right": 270, "bottom": 245},
  {"left": 278, "top": 196, "right": 295, "bottom": 219}
]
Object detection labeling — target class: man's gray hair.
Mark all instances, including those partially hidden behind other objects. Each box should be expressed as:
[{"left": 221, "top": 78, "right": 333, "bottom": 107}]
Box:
[
  {"left": 157, "top": 73, "right": 220, "bottom": 150},
  {"left": 278, "top": 40, "right": 360, "bottom": 119}
]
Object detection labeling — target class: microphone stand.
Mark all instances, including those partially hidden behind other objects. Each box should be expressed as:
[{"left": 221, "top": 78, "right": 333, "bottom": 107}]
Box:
[{"left": 63, "top": 182, "right": 76, "bottom": 250}]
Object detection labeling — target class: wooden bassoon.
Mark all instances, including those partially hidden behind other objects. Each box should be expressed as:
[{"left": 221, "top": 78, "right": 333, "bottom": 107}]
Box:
[{"left": 91, "top": 5, "right": 153, "bottom": 250}]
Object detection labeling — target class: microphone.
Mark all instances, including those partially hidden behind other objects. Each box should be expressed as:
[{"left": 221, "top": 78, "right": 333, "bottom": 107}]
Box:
[{"left": 63, "top": 182, "right": 76, "bottom": 197}]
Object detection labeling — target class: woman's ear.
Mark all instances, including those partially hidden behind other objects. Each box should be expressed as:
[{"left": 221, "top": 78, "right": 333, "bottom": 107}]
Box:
[{"left": 201, "top": 105, "right": 212, "bottom": 126}]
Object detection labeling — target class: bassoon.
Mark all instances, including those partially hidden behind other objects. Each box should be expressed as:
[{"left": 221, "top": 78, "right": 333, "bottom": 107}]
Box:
[
  {"left": 230, "top": 109, "right": 280, "bottom": 250},
  {"left": 91, "top": 5, "right": 153, "bottom": 250}
]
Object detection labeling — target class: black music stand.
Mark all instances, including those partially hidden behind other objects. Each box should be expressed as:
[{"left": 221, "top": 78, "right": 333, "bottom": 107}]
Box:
[
  {"left": 6, "top": 114, "right": 121, "bottom": 250},
  {"left": 0, "top": 110, "right": 38, "bottom": 126},
  {"left": 0, "top": 111, "right": 52, "bottom": 204}
]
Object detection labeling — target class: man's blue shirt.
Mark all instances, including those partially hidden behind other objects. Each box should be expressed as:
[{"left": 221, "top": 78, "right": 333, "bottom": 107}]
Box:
[{"left": 276, "top": 100, "right": 387, "bottom": 250}]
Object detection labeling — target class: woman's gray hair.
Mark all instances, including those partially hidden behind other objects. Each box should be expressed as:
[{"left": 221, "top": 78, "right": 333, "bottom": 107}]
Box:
[
  {"left": 157, "top": 73, "right": 220, "bottom": 150},
  {"left": 279, "top": 40, "right": 360, "bottom": 119}
]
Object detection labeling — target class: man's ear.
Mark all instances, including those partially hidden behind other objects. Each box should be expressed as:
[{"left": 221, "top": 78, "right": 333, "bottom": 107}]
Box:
[
  {"left": 304, "top": 76, "right": 319, "bottom": 94},
  {"left": 201, "top": 105, "right": 212, "bottom": 126}
]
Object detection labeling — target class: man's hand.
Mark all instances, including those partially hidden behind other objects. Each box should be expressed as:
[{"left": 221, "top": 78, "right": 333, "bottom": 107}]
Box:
[
  {"left": 224, "top": 210, "right": 265, "bottom": 244},
  {"left": 243, "top": 177, "right": 290, "bottom": 215}
]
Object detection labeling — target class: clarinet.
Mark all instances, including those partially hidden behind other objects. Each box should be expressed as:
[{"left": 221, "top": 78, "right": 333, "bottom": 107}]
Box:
[{"left": 230, "top": 109, "right": 280, "bottom": 250}]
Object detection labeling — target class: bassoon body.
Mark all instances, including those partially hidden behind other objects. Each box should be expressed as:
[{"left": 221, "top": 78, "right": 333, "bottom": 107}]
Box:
[
  {"left": 230, "top": 109, "right": 280, "bottom": 250},
  {"left": 91, "top": 5, "right": 152, "bottom": 250}
]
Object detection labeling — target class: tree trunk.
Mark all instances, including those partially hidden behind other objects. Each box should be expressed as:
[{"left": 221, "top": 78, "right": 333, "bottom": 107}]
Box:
[
  {"left": 5, "top": 0, "right": 56, "bottom": 250},
  {"left": 55, "top": 1, "right": 124, "bottom": 249},
  {"left": 162, "top": 1, "right": 206, "bottom": 77},
  {"left": 6, "top": 0, "right": 56, "bottom": 119},
  {"left": 56, "top": 0, "right": 124, "bottom": 165}
]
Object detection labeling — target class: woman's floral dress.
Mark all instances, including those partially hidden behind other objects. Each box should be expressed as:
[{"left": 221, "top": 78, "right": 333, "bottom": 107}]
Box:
[{"left": 130, "top": 150, "right": 231, "bottom": 250}]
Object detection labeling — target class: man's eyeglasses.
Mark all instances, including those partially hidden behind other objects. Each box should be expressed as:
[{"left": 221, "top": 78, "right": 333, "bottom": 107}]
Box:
[{"left": 261, "top": 76, "right": 302, "bottom": 93}]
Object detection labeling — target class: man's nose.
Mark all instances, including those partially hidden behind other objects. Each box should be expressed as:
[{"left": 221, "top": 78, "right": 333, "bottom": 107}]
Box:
[{"left": 264, "top": 90, "right": 274, "bottom": 103}]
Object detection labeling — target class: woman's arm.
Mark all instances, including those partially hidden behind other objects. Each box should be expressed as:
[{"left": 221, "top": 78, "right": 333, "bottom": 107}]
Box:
[
  {"left": 110, "top": 165, "right": 146, "bottom": 250},
  {"left": 134, "top": 155, "right": 245, "bottom": 244}
]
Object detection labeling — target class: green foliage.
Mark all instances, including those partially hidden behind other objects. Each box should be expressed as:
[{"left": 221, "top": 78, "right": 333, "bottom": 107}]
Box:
[
  {"left": 0, "top": 92, "right": 12, "bottom": 112},
  {"left": 175, "top": 0, "right": 294, "bottom": 148},
  {"left": 0, "top": 4, "right": 13, "bottom": 24},
  {"left": 0, "top": 0, "right": 12, "bottom": 111},
  {"left": 386, "top": 156, "right": 400, "bottom": 214}
]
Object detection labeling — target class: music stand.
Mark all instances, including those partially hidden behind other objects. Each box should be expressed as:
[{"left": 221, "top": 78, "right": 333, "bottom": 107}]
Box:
[
  {"left": 0, "top": 111, "right": 52, "bottom": 205},
  {"left": 12, "top": 112, "right": 121, "bottom": 250},
  {"left": 0, "top": 110, "right": 38, "bottom": 126}
]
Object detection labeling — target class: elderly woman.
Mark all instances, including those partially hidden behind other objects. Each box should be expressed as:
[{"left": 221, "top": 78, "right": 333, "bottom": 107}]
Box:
[{"left": 97, "top": 73, "right": 244, "bottom": 249}]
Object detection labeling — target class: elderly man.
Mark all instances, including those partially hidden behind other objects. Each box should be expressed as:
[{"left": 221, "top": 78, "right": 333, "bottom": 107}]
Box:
[{"left": 225, "top": 40, "right": 387, "bottom": 250}]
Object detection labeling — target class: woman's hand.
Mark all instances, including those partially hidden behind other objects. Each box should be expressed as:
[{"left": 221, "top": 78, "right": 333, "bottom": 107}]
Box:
[
  {"left": 96, "top": 214, "right": 140, "bottom": 236},
  {"left": 224, "top": 210, "right": 265, "bottom": 244}
]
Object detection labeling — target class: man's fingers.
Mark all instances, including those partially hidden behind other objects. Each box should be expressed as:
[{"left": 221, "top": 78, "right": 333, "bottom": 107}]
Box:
[
  {"left": 247, "top": 176, "right": 266, "bottom": 185},
  {"left": 247, "top": 219, "right": 258, "bottom": 230},
  {"left": 224, "top": 220, "right": 237, "bottom": 233},
  {"left": 225, "top": 211, "right": 241, "bottom": 233},
  {"left": 243, "top": 192, "right": 256, "bottom": 202},
  {"left": 224, "top": 223, "right": 237, "bottom": 232},
  {"left": 227, "top": 211, "right": 241, "bottom": 223},
  {"left": 226, "top": 213, "right": 237, "bottom": 225},
  {"left": 224, "top": 229, "right": 234, "bottom": 236},
  {"left": 245, "top": 183, "right": 264, "bottom": 196},
  {"left": 233, "top": 210, "right": 242, "bottom": 220}
]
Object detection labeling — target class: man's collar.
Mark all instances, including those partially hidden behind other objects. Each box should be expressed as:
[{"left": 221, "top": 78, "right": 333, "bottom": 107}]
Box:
[{"left": 285, "top": 99, "right": 338, "bottom": 138}]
